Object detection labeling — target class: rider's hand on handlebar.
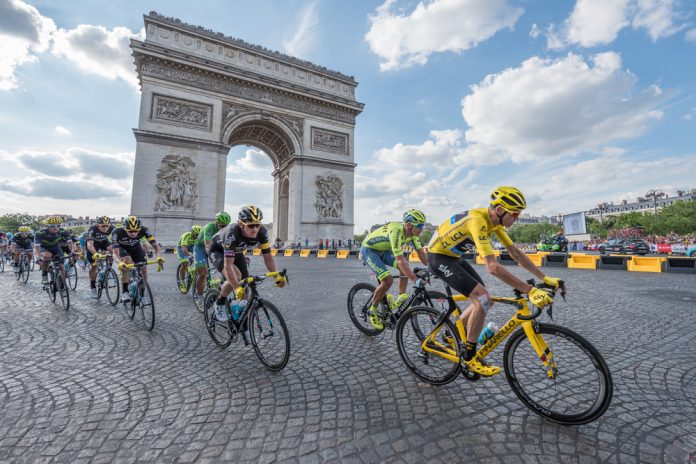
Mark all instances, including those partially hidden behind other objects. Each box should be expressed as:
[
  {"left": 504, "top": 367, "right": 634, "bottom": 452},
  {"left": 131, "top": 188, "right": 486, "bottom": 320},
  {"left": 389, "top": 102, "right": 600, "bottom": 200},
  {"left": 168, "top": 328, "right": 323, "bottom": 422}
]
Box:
[
  {"left": 542, "top": 276, "right": 562, "bottom": 288},
  {"left": 234, "top": 286, "right": 246, "bottom": 300},
  {"left": 274, "top": 275, "right": 287, "bottom": 287},
  {"left": 529, "top": 287, "right": 554, "bottom": 309}
]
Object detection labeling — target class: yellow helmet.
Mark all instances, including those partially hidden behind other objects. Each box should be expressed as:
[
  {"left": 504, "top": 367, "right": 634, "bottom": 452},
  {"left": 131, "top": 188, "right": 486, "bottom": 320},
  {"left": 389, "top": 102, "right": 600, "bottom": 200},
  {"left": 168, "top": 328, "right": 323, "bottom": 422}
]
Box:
[
  {"left": 18, "top": 226, "right": 30, "bottom": 233},
  {"left": 124, "top": 215, "right": 141, "bottom": 232},
  {"left": 238, "top": 206, "right": 263, "bottom": 224},
  {"left": 46, "top": 216, "right": 63, "bottom": 225},
  {"left": 490, "top": 186, "right": 527, "bottom": 213}
]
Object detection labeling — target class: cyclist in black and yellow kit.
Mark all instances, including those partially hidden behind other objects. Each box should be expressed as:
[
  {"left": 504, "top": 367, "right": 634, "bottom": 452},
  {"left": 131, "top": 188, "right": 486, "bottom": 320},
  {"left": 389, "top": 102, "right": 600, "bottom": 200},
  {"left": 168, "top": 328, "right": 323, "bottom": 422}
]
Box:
[{"left": 428, "top": 186, "right": 562, "bottom": 376}]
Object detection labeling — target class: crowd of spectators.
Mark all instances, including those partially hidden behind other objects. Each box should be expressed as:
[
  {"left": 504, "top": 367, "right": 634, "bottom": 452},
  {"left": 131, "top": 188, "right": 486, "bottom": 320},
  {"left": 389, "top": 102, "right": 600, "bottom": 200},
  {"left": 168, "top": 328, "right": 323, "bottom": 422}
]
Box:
[{"left": 274, "top": 238, "right": 358, "bottom": 251}]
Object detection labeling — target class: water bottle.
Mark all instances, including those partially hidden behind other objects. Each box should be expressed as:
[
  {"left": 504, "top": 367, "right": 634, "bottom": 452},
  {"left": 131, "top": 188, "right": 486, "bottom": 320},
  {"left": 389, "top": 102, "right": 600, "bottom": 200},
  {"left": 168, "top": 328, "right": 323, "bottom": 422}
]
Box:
[
  {"left": 129, "top": 281, "right": 139, "bottom": 301},
  {"left": 478, "top": 322, "right": 498, "bottom": 345},
  {"left": 386, "top": 294, "right": 395, "bottom": 310},
  {"left": 232, "top": 300, "right": 247, "bottom": 321}
]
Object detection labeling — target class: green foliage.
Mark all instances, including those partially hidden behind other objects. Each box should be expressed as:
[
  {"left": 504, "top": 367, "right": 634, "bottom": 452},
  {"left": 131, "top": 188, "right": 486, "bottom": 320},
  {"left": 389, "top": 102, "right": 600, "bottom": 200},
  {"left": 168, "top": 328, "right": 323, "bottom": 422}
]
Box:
[
  {"left": 586, "top": 201, "right": 696, "bottom": 237},
  {"left": 353, "top": 230, "right": 369, "bottom": 243},
  {"left": 507, "top": 223, "right": 558, "bottom": 243},
  {"left": 0, "top": 213, "right": 43, "bottom": 232},
  {"left": 418, "top": 229, "right": 434, "bottom": 245}
]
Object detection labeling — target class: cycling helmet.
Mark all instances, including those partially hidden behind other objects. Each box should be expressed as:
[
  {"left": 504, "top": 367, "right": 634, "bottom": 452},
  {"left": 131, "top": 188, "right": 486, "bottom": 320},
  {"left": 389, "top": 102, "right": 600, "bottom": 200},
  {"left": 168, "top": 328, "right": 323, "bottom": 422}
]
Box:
[
  {"left": 239, "top": 206, "right": 263, "bottom": 223},
  {"left": 18, "top": 226, "right": 30, "bottom": 233},
  {"left": 490, "top": 186, "right": 526, "bottom": 213},
  {"left": 215, "top": 211, "right": 231, "bottom": 225},
  {"left": 403, "top": 209, "right": 426, "bottom": 224},
  {"left": 46, "top": 216, "right": 63, "bottom": 225},
  {"left": 191, "top": 224, "right": 202, "bottom": 237},
  {"left": 96, "top": 216, "right": 111, "bottom": 225},
  {"left": 124, "top": 215, "right": 142, "bottom": 232}
]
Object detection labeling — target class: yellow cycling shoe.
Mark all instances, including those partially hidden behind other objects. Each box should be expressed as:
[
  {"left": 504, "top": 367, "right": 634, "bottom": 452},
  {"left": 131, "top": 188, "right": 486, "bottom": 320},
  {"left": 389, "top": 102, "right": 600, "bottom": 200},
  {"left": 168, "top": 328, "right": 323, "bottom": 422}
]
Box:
[
  {"left": 464, "top": 357, "right": 501, "bottom": 377},
  {"left": 369, "top": 306, "right": 383, "bottom": 330}
]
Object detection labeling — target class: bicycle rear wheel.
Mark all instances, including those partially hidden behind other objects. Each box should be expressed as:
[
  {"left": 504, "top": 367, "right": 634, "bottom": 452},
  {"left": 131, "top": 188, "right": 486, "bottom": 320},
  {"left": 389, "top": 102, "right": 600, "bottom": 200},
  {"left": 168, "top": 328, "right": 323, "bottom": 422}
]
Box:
[
  {"left": 347, "top": 283, "right": 384, "bottom": 336},
  {"left": 57, "top": 275, "right": 70, "bottom": 310},
  {"left": 504, "top": 323, "right": 613, "bottom": 425},
  {"left": 105, "top": 269, "right": 120, "bottom": 306},
  {"left": 249, "top": 299, "right": 290, "bottom": 371},
  {"left": 396, "top": 306, "right": 461, "bottom": 385},
  {"left": 203, "top": 289, "right": 233, "bottom": 348},
  {"left": 139, "top": 282, "right": 155, "bottom": 331},
  {"left": 66, "top": 262, "right": 78, "bottom": 290}
]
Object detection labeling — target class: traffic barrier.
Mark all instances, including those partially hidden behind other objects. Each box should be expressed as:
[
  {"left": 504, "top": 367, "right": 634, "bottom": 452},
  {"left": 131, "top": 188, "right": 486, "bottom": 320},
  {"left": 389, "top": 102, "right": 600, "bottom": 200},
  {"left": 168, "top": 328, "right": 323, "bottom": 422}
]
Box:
[
  {"left": 526, "top": 254, "right": 543, "bottom": 267},
  {"left": 627, "top": 256, "right": 665, "bottom": 273},
  {"left": 543, "top": 253, "right": 568, "bottom": 268},
  {"left": 568, "top": 254, "right": 599, "bottom": 270},
  {"left": 409, "top": 251, "right": 420, "bottom": 263},
  {"left": 476, "top": 251, "right": 500, "bottom": 265},
  {"left": 336, "top": 250, "right": 349, "bottom": 259},
  {"left": 664, "top": 257, "right": 696, "bottom": 274},
  {"left": 598, "top": 255, "right": 630, "bottom": 270},
  {"left": 253, "top": 249, "right": 261, "bottom": 256},
  {"left": 317, "top": 250, "right": 328, "bottom": 258},
  {"left": 499, "top": 253, "right": 517, "bottom": 266},
  {"left": 300, "top": 249, "right": 311, "bottom": 258},
  {"left": 283, "top": 249, "right": 294, "bottom": 257},
  {"left": 270, "top": 249, "right": 278, "bottom": 256}
]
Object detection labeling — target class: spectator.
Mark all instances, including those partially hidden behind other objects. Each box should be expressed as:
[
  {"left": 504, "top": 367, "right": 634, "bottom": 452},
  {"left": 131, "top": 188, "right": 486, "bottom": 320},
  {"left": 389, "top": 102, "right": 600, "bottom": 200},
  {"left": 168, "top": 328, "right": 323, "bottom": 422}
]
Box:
[
  {"left": 331, "top": 239, "right": 336, "bottom": 251},
  {"left": 305, "top": 238, "right": 309, "bottom": 248}
]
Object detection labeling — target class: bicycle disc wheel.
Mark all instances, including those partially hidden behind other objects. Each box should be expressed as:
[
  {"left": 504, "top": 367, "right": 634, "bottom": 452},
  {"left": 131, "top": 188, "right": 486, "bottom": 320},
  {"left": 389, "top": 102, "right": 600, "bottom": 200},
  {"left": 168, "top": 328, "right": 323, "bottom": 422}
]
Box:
[
  {"left": 139, "top": 282, "right": 155, "bottom": 331},
  {"left": 504, "top": 323, "right": 613, "bottom": 425},
  {"left": 203, "top": 289, "right": 232, "bottom": 348},
  {"left": 105, "top": 269, "right": 120, "bottom": 306},
  {"left": 176, "top": 263, "right": 190, "bottom": 294},
  {"left": 396, "top": 305, "right": 461, "bottom": 385},
  {"left": 249, "top": 299, "right": 290, "bottom": 371},
  {"left": 66, "top": 263, "right": 78, "bottom": 290},
  {"left": 57, "top": 275, "right": 70, "bottom": 310},
  {"left": 347, "top": 283, "right": 383, "bottom": 336}
]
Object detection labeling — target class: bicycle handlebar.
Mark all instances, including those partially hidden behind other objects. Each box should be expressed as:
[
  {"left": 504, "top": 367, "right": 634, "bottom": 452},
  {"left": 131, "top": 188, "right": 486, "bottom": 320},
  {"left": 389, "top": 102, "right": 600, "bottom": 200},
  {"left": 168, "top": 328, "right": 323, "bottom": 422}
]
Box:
[
  {"left": 118, "top": 258, "right": 164, "bottom": 272},
  {"left": 516, "top": 279, "right": 566, "bottom": 320},
  {"left": 240, "top": 268, "right": 288, "bottom": 285}
]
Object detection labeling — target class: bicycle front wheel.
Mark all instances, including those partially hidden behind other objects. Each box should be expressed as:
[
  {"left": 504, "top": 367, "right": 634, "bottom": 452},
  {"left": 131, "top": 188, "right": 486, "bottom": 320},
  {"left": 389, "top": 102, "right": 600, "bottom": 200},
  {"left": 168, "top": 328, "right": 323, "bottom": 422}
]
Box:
[
  {"left": 16, "top": 259, "right": 22, "bottom": 281},
  {"left": 57, "top": 275, "right": 70, "bottom": 310},
  {"left": 203, "top": 289, "right": 232, "bottom": 348},
  {"left": 347, "top": 283, "right": 383, "bottom": 336},
  {"left": 249, "top": 299, "right": 290, "bottom": 371},
  {"left": 504, "top": 323, "right": 613, "bottom": 425},
  {"left": 66, "top": 263, "right": 78, "bottom": 290},
  {"left": 396, "top": 306, "right": 461, "bottom": 385},
  {"left": 139, "top": 282, "right": 155, "bottom": 331},
  {"left": 22, "top": 259, "right": 30, "bottom": 283},
  {"left": 105, "top": 269, "right": 120, "bottom": 306}
]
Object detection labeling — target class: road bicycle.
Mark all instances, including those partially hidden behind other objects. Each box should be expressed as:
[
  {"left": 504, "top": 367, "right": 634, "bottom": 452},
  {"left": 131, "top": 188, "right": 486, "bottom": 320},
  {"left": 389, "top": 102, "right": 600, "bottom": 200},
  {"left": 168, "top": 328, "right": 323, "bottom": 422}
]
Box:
[
  {"left": 42, "top": 256, "right": 69, "bottom": 310},
  {"left": 15, "top": 250, "right": 31, "bottom": 284},
  {"left": 395, "top": 280, "right": 613, "bottom": 425},
  {"left": 119, "top": 259, "right": 163, "bottom": 332},
  {"left": 203, "top": 269, "right": 290, "bottom": 371},
  {"left": 347, "top": 267, "right": 448, "bottom": 336},
  {"left": 93, "top": 253, "right": 120, "bottom": 305}
]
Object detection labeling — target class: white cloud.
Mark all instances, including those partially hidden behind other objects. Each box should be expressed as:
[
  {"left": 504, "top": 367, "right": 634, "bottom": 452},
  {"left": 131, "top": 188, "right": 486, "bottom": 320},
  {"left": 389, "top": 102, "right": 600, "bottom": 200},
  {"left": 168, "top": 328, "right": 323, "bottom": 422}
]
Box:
[
  {"left": 55, "top": 125, "right": 70, "bottom": 135},
  {"left": 365, "top": 0, "right": 523, "bottom": 71},
  {"left": 227, "top": 149, "right": 273, "bottom": 174},
  {"left": 0, "top": 0, "right": 55, "bottom": 90},
  {"left": 686, "top": 28, "right": 696, "bottom": 42},
  {"left": 51, "top": 24, "right": 145, "bottom": 90},
  {"left": 529, "top": 23, "right": 541, "bottom": 38},
  {"left": 459, "top": 52, "right": 664, "bottom": 163},
  {"left": 373, "top": 129, "right": 463, "bottom": 171},
  {"left": 547, "top": 0, "right": 686, "bottom": 49},
  {"left": 683, "top": 107, "right": 696, "bottom": 120},
  {"left": 283, "top": 1, "right": 319, "bottom": 59},
  {"left": 0, "top": 177, "right": 126, "bottom": 200}
]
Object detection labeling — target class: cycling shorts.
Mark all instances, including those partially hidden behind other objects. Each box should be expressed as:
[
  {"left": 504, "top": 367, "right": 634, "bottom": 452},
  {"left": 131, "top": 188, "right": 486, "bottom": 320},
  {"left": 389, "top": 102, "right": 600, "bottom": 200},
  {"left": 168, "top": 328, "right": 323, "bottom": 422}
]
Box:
[
  {"left": 118, "top": 244, "right": 146, "bottom": 265},
  {"left": 210, "top": 250, "right": 249, "bottom": 279},
  {"left": 193, "top": 244, "right": 208, "bottom": 270},
  {"left": 40, "top": 244, "right": 64, "bottom": 260},
  {"left": 360, "top": 245, "right": 397, "bottom": 282},
  {"left": 428, "top": 252, "right": 484, "bottom": 297},
  {"left": 176, "top": 246, "right": 189, "bottom": 262}
]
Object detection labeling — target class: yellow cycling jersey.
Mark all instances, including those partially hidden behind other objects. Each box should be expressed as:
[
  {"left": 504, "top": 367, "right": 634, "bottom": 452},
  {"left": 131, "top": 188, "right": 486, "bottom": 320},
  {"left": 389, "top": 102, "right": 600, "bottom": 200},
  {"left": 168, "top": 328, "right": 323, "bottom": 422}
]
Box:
[{"left": 427, "top": 208, "right": 513, "bottom": 258}]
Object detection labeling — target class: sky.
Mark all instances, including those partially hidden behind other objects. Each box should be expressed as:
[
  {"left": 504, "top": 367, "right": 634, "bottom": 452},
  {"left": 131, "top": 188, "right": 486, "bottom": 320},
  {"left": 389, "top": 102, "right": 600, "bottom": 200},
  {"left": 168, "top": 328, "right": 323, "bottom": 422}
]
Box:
[{"left": 1, "top": 0, "right": 695, "bottom": 233}]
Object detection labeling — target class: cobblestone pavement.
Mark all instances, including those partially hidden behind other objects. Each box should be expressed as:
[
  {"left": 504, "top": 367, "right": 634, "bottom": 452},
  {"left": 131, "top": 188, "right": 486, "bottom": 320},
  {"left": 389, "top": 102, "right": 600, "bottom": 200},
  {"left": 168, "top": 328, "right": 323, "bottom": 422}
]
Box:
[{"left": 1, "top": 257, "right": 695, "bottom": 464}]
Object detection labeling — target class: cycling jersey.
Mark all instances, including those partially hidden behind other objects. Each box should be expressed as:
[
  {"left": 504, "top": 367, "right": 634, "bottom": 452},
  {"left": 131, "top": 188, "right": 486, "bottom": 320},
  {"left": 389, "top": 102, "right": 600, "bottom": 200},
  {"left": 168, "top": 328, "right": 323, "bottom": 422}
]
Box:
[
  {"left": 111, "top": 226, "right": 156, "bottom": 249},
  {"left": 34, "top": 228, "right": 72, "bottom": 248},
  {"left": 195, "top": 222, "right": 219, "bottom": 246},
  {"left": 178, "top": 231, "right": 196, "bottom": 247},
  {"left": 428, "top": 208, "right": 513, "bottom": 258},
  {"left": 86, "top": 224, "right": 114, "bottom": 250},
  {"left": 12, "top": 233, "right": 34, "bottom": 249},
  {"left": 362, "top": 222, "right": 422, "bottom": 257},
  {"left": 210, "top": 224, "right": 271, "bottom": 257}
]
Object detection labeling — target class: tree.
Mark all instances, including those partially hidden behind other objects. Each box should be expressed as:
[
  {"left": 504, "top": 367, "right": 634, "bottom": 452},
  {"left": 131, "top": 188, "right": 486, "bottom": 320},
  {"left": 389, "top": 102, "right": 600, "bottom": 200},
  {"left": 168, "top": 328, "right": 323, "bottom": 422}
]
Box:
[
  {"left": 353, "top": 230, "right": 369, "bottom": 243},
  {"left": 0, "top": 213, "right": 42, "bottom": 232},
  {"left": 507, "top": 223, "right": 558, "bottom": 243}
]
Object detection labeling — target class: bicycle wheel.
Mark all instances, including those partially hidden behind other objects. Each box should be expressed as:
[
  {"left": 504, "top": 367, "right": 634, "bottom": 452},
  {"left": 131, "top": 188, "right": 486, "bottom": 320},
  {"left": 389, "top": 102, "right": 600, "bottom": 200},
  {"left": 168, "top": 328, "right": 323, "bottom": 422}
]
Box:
[
  {"left": 30, "top": 257, "right": 36, "bottom": 272},
  {"left": 249, "top": 299, "right": 290, "bottom": 371},
  {"left": 347, "top": 283, "right": 384, "bottom": 336},
  {"left": 66, "top": 262, "right": 78, "bottom": 290},
  {"left": 396, "top": 305, "right": 461, "bottom": 385},
  {"left": 176, "top": 263, "right": 190, "bottom": 294},
  {"left": 49, "top": 273, "right": 57, "bottom": 303},
  {"left": 105, "top": 269, "right": 120, "bottom": 306},
  {"left": 139, "top": 282, "right": 155, "bottom": 331},
  {"left": 57, "top": 275, "right": 70, "bottom": 310},
  {"left": 418, "top": 290, "right": 449, "bottom": 312},
  {"left": 503, "top": 323, "right": 613, "bottom": 425},
  {"left": 21, "top": 258, "right": 30, "bottom": 284},
  {"left": 203, "top": 289, "right": 232, "bottom": 348},
  {"left": 0, "top": 256, "right": 4, "bottom": 272},
  {"left": 15, "top": 259, "right": 22, "bottom": 281}
]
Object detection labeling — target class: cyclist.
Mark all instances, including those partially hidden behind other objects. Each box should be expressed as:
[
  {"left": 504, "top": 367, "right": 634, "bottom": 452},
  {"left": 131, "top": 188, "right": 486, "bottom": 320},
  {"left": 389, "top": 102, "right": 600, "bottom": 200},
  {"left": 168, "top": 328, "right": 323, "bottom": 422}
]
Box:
[
  {"left": 427, "top": 186, "right": 562, "bottom": 376},
  {"left": 360, "top": 209, "right": 429, "bottom": 330},
  {"left": 177, "top": 224, "right": 201, "bottom": 287},
  {"left": 33, "top": 216, "right": 73, "bottom": 285},
  {"left": 10, "top": 226, "right": 34, "bottom": 270},
  {"left": 193, "top": 212, "right": 231, "bottom": 305},
  {"left": 111, "top": 215, "right": 163, "bottom": 303},
  {"left": 86, "top": 216, "right": 115, "bottom": 298},
  {"left": 209, "top": 206, "right": 286, "bottom": 322}
]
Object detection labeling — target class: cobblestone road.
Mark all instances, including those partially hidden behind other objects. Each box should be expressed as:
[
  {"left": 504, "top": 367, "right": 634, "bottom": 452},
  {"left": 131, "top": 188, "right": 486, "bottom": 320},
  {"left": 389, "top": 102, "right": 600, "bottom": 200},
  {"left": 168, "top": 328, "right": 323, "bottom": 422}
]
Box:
[{"left": 1, "top": 257, "right": 695, "bottom": 463}]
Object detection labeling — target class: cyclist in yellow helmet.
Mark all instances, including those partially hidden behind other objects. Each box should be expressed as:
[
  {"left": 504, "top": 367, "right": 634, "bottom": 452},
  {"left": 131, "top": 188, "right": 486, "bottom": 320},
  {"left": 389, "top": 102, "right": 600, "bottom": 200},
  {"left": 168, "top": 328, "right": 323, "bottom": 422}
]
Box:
[
  {"left": 10, "top": 226, "right": 34, "bottom": 271},
  {"left": 85, "top": 216, "right": 115, "bottom": 298},
  {"left": 428, "top": 186, "right": 563, "bottom": 377},
  {"left": 33, "top": 216, "right": 74, "bottom": 285}
]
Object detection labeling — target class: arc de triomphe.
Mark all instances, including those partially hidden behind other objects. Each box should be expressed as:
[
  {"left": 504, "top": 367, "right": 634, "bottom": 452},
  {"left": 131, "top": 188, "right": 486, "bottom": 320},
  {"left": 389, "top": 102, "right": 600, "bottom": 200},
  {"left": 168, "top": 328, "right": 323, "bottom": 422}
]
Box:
[{"left": 129, "top": 12, "right": 364, "bottom": 245}]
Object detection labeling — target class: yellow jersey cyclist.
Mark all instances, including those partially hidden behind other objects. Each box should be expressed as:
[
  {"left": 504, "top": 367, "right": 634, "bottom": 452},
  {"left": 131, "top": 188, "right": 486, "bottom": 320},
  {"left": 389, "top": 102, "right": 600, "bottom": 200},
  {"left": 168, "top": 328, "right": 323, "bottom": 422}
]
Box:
[
  {"left": 360, "top": 209, "right": 429, "bottom": 330},
  {"left": 427, "top": 186, "right": 562, "bottom": 377},
  {"left": 193, "top": 212, "right": 231, "bottom": 305},
  {"left": 11, "top": 226, "right": 34, "bottom": 271},
  {"left": 177, "top": 224, "right": 201, "bottom": 286}
]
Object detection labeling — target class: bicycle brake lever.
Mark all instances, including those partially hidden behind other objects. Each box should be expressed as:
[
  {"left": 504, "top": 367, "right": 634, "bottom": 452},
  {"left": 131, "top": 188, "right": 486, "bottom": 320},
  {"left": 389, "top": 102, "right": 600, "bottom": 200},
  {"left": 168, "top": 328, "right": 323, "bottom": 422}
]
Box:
[{"left": 547, "top": 305, "right": 554, "bottom": 320}]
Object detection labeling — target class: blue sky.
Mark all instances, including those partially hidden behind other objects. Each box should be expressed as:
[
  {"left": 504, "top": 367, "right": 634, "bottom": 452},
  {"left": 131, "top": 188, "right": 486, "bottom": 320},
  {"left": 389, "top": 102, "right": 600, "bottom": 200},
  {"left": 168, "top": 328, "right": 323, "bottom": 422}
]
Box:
[{"left": 1, "top": 0, "right": 695, "bottom": 233}]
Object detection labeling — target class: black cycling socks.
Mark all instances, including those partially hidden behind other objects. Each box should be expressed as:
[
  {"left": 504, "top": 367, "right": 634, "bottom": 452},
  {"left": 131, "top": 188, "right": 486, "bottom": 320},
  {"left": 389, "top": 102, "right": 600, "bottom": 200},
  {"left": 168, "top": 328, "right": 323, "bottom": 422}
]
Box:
[
  {"left": 216, "top": 296, "right": 226, "bottom": 305},
  {"left": 464, "top": 341, "right": 477, "bottom": 361},
  {"left": 90, "top": 280, "right": 96, "bottom": 289}
]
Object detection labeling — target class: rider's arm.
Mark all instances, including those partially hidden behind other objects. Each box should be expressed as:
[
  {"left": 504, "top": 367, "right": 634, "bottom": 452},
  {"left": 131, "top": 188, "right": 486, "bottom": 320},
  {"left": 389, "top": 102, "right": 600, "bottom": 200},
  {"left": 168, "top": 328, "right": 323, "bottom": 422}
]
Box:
[
  {"left": 87, "top": 239, "right": 97, "bottom": 255},
  {"left": 262, "top": 252, "right": 277, "bottom": 273},
  {"left": 389, "top": 224, "right": 417, "bottom": 281},
  {"left": 204, "top": 239, "right": 213, "bottom": 255},
  {"left": 506, "top": 244, "right": 546, "bottom": 281},
  {"left": 395, "top": 255, "right": 418, "bottom": 281}
]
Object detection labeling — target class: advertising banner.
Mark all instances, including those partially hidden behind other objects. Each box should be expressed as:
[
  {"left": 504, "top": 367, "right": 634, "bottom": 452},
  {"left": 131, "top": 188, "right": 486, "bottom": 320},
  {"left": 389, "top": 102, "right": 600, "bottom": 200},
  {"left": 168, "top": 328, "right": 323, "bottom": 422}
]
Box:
[{"left": 563, "top": 212, "right": 587, "bottom": 235}]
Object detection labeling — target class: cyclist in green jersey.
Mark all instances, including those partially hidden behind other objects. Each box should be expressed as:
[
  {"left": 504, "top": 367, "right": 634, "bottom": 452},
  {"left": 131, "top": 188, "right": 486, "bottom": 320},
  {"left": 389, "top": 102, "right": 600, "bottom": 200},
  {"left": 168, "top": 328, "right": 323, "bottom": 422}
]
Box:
[
  {"left": 360, "top": 209, "right": 429, "bottom": 329},
  {"left": 177, "top": 224, "right": 202, "bottom": 284}
]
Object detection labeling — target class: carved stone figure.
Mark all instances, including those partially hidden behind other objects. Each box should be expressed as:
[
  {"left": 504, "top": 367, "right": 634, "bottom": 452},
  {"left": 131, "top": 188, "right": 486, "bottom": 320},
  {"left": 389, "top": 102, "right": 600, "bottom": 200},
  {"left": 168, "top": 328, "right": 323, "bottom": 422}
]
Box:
[
  {"left": 153, "top": 96, "right": 210, "bottom": 128},
  {"left": 154, "top": 155, "right": 197, "bottom": 212},
  {"left": 315, "top": 175, "right": 343, "bottom": 220}
]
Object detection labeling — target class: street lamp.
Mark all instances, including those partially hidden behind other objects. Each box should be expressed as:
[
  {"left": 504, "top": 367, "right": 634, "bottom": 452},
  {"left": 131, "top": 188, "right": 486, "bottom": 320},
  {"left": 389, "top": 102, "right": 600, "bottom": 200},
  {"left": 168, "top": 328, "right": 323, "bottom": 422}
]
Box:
[
  {"left": 645, "top": 189, "right": 665, "bottom": 215},
  {"left": 596, "top": 203, "right": 608, "bottom": 223}
]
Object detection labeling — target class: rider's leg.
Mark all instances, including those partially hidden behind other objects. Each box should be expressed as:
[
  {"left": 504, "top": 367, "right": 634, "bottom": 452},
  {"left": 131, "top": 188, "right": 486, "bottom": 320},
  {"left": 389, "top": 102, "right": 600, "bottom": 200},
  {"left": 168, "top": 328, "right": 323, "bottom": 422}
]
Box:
[
  {"left": 193, "top": 245, "right": 208, "bottom": 295},
  {"left": 372, "top": 275, "right": 393, "bottom": 307}
]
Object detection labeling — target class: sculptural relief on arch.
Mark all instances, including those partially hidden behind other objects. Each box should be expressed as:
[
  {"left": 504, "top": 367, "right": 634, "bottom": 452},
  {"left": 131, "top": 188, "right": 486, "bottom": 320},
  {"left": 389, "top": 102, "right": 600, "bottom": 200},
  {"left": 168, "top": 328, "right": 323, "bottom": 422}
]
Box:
[{"left": 128, "top": 12, "right": 363, "bottom": 246}]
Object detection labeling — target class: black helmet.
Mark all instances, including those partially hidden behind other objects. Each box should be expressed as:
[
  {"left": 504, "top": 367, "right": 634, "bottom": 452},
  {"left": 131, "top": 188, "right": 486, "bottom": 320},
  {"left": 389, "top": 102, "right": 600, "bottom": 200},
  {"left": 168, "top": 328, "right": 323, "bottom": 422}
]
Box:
[{"left": 239, "top": 205, "right": 263, "bottom": 223}]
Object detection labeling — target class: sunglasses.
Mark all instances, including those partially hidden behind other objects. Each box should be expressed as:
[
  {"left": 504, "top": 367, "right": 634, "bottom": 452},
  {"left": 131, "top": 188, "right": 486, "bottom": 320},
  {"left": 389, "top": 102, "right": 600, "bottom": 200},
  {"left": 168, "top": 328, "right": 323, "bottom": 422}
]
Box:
[
  {"left": 243, "top": 223, "right": 261, "bottom": 229},
  {"left": 412, "top": 223, "right": 425, "bottom": 229}
]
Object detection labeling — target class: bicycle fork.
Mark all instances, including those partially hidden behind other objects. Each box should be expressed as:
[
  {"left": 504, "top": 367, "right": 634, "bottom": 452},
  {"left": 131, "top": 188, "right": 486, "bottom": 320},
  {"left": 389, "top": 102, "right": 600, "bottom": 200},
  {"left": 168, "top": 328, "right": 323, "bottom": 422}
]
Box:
[{"left": 522, "top": 321, "right": 557, "bottom": 379}]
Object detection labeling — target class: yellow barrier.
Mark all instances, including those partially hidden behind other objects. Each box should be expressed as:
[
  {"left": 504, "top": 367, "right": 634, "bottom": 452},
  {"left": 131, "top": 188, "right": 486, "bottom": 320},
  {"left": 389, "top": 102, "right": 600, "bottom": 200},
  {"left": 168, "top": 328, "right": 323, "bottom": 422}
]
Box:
[
  {"left": 252, "top": 249, "right": 261, "bottom": 256},
  {"left": 536, "top": 251, "right": 551, "bottom": 258},
  {"left": 300, "top": 249, "right": 311, "bottom": 258},
  {"left": 627, "top": 256, "right": 665, "bottom": 273},
  {"left": 270, "top": 249, "right": 278, "bottom": 256},
  {"left": 283, "top": 249, "right": 294, "bottom": 257},
  {"left": 475, "top": 251, "right": 501, "bottom": 265},
  {"left": 526, "top": 254, "right": 543, "bottom": 266},
  {"left": 567, "top": 254, "right": 599, "bottom": 270},
  {"left": 336, "top": 250, "right": 349, "bottom": 259},
  {"left": 408, "top": 251, "right": 420, "bottom": 263},
  {"left": 317, "top": 250, "right": 328, "bottom": 258}
]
